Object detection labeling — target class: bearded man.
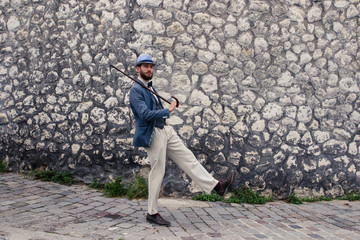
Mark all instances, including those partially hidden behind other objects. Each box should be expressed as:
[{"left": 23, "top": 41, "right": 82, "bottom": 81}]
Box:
[{"left": 129, "top": 54, "right": 234, "bottom": 226}]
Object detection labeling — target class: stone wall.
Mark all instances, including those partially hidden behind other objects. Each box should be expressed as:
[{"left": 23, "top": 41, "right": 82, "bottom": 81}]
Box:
[{"left": 0, "top": 0, "right": 359, "bottom": 199}]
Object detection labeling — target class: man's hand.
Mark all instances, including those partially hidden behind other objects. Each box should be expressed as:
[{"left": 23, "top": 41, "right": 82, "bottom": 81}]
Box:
[{"left": 169, "top": 101, "right": 178, "bottom": 112}]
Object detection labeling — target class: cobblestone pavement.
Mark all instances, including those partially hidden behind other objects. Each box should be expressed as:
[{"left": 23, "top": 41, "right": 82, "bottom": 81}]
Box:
[{"left": 1, "top": 173, "right": 360, "bottom": 240}]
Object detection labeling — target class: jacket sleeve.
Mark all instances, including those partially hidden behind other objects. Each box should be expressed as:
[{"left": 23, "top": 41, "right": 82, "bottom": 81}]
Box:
[{"left": 129, "top": 86, "right": 170, "bottom": 121}]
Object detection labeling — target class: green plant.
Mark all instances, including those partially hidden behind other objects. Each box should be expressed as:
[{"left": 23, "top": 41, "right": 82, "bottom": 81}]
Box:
[
  {"left": 192, "top": 186, "right": 273, "bottom": 205},
  {"left": 0, "top": 159, "right": 6, "bottom": 173},
  {"left": 302, "top": 196, "right": 332, "bottom": 202},
  {"left": 192, "top": 191, "right": 225, "bottom": 202},
  {"left": 34, "top": 170, "right": 56, "bottom": 181},
  {"left": 227, "top": 186, "right": 271, "bottom": 204},
  {"left": 90, "top": 178, "right": 105, "bottom": 190},
  {"left": 54, "top": 171, "right": 78, "bottom": 185},
  {"left": 104, "top": 176, "right": 127, "bottom": 198},
  {"left": 337, "top": 192, "right": 360, "bottom": 201},
  {"left": 127, "top": 175, "right": 148, "bottom": 199},
  {"left": 33, "top": 170, "right": 78, "bottom": 185},
  {"left": 285, "top": 193, "right": 303, "bottom": 204}
]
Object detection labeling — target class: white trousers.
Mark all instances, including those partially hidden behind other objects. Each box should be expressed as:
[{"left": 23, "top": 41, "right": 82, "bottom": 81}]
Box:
[{"left": 145, "top": 125, "right": 218, "bottom": 215}]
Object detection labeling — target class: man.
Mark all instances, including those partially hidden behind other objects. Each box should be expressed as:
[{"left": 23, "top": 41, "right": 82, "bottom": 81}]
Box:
[{"left": 129, "top": 54, "right": 234, "bottom": 227}]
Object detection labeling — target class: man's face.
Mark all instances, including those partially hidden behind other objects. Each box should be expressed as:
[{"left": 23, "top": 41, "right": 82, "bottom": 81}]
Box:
[{"left": 137, "top": 63, "right": 153, "bottom": 81}]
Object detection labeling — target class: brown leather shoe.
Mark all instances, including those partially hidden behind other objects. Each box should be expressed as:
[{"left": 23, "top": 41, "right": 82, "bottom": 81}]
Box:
[
  {"left": 215, "top": 170, "right": 234, "bottom": 196},
  {"left": 146, "top": 213, "right": 171, "bottom": 226}
]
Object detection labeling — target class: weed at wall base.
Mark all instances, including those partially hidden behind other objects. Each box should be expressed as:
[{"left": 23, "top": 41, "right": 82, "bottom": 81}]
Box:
[
  {"left": 192, "top": 192, "right": 224, "bottom": 202},
  {"left": 228, "top": 186, "right": 272, "bottom": 204},
  {"left": 104, "top": 176, "right": 127, "bottom": 198},
  {"left": 302, "top": 196, "right": 332, "bottom": 202},
  {"left": 285, "top": 193, "right": 303, "bottom": 205},
  {"left": 89, "top": 178, "right": 105, "bottom": 190},
  {"left": 32, "top": 170, "right": 78, "bottom": 185},
  {"left": 0, "top": 159, "right": 6, "bottom": 173},
  {"left": 337, "top": 192, "right": 360, "bottom": 201},
  {"left": 192, "top": 186, "right": 273, "bottom": 205},
  {"left": 98, "top": 175, "right": 148, "bottom": 199},
  {"left": 127, "top": 175, "right": 148, "bottom": 200}
]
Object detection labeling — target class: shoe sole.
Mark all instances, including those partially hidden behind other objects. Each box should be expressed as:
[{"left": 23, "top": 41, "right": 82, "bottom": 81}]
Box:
[{"left": 146, "top": 218, "right": 171, "bottom": 227}]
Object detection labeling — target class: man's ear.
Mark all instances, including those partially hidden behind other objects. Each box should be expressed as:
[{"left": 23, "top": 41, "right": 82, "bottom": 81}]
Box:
[{"left": 136, "top": 65, "right": 140, "bottom": 72}]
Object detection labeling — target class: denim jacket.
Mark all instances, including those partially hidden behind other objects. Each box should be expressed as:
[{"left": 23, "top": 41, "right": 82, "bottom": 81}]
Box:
[{"left": 129, "top": 80, "right": 170, "bottom": 147}]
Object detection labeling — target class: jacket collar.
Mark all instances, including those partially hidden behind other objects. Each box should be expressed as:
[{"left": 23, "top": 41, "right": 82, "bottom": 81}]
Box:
[{"left": 137, "top": 77, "right": 151, "bottom": 87}]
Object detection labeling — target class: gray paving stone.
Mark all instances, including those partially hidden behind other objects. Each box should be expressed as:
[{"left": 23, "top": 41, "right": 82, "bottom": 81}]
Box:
[{"left": 1, "top": 174, "right": 360, "bottom": 240}]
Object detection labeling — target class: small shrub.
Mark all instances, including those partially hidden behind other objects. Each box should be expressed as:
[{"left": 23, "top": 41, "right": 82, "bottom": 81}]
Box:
[
  {"left": 192, "top": 192, "right": 225, "bottom": 202},
  {"left": 53, "top": 171, "right": 78, "bottom": 185},
  {"left": 302, "top": 196, "right": 332, "bottom": 202},
  {"left": 338, "top": 192, "right": 360, "bottom": 201},
  {"left": 34, "top": 170, "right": 56, "bottom": 181},
  {"left": 192, "top": 186, "right": 272, "bottom": 204},
  {"left": 322, "top": 196, "right": 333, "bottom": 201},
  {"left": 33, "top": 170, "right": 78, "bottom": 185},
  {"left": 90, "top": 178, "right": 105, "bottom": 190},
  {"left": 227, "top": 186, "right": 270, "bottom": 205},
  {"left": 127, "top": 175, "right": 148, "bottom": 199},
  {"left": 104, "top": 176, "right": 127, "bottom": 198},
  {"left": 0, "top": 159, "right": 6, "bottom": 173},
  {"left": 285, "top": 193, "right": 303, "bottom": 204}
]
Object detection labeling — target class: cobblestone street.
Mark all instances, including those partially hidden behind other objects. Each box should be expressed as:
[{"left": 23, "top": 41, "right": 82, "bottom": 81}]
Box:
[{"left": 1, "top": 173, "right": 360, "bottom": 240}]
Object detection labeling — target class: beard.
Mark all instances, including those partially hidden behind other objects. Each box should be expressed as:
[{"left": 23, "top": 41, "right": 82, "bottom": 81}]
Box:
[{"left": 140, "top": 71, "right": 153, "bottom": 81}]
